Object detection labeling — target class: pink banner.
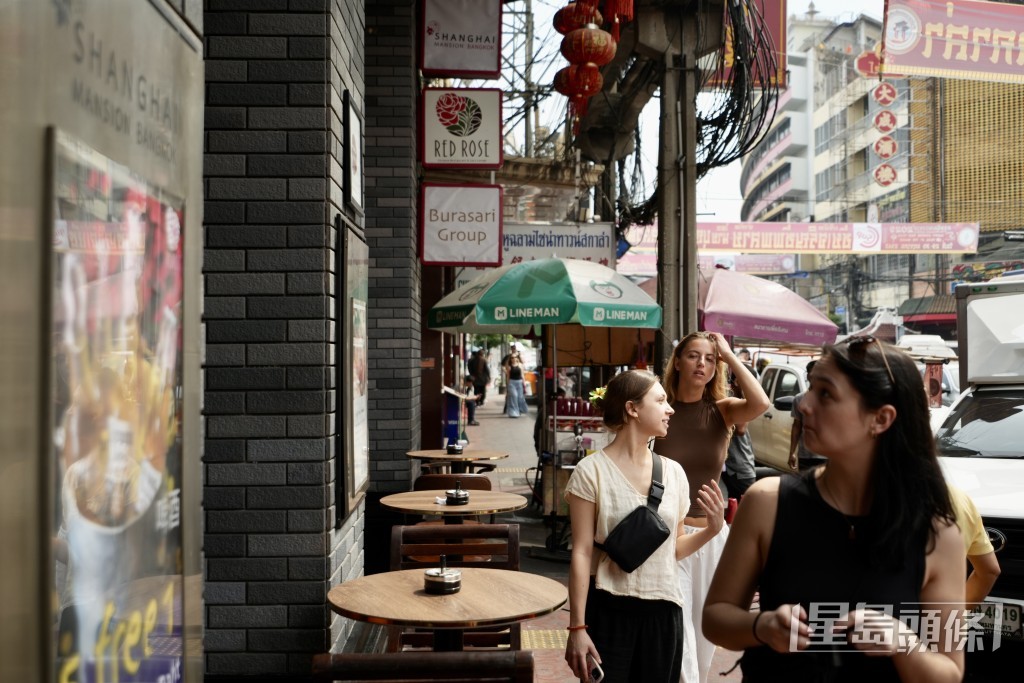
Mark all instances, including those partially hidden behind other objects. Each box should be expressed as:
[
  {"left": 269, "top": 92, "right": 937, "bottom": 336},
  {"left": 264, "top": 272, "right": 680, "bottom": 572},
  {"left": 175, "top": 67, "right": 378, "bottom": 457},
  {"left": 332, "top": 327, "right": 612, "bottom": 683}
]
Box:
[
  {"left": 697, "top": 222, "right": 980, "bottom": 254},
  {"left": 882, "top": 0, "right": 1024, "bottom": 84},
  {"left": 699, "top": 253, "right": 796, "bottom": 274}
]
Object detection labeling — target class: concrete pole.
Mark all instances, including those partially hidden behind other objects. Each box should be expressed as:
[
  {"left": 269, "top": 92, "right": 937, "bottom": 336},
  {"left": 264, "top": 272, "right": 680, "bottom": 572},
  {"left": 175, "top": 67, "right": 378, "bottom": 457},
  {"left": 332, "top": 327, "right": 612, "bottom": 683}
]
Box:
[
  {"left": 656, "top": 48, "right": 681, "bottom": 372},
  {"left": 524, "top": 0, "right": 535, "bottom": 157},
  {"left": 680, "top": 44, "right": 699, "bottom": 340}
]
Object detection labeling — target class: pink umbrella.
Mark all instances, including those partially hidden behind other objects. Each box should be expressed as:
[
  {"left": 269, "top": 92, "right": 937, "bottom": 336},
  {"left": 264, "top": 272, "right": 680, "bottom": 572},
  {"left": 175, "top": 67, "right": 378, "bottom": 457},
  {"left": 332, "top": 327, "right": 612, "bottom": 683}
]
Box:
[{"left": 639, "top": 269, "right": 838, "bottom": 345}]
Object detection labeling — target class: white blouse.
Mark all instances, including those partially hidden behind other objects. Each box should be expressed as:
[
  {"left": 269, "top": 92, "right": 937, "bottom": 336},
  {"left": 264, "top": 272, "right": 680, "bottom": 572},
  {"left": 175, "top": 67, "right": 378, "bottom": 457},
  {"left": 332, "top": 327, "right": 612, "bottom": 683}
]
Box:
[{"left": 565, "top": 449, "right": 690, "bottom": 607}]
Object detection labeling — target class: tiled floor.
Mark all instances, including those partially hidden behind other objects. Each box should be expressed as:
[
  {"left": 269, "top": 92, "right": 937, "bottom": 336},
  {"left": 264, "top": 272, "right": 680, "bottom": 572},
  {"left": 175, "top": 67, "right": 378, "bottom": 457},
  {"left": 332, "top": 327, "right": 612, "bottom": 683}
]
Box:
[{"left": 464, "top": 393, "right": 743, "bottom": 682}]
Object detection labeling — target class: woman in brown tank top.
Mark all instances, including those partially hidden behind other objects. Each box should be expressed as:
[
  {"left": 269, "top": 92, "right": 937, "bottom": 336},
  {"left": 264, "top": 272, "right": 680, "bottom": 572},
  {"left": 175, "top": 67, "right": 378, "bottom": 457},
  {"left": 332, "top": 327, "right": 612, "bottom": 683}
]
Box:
[{"left": 655, "top": 331, "right": 770, "bottom": 683}]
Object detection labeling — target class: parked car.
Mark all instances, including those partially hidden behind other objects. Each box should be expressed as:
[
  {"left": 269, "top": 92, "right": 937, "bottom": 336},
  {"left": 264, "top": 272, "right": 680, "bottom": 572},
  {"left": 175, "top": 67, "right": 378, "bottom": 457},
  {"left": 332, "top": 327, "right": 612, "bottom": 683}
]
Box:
[
  {"left": 746, "top": 356, "right": 824, "bottom": 473},
  {"left": 936, "top": 276, "right": 1024, "bottom": 662}
]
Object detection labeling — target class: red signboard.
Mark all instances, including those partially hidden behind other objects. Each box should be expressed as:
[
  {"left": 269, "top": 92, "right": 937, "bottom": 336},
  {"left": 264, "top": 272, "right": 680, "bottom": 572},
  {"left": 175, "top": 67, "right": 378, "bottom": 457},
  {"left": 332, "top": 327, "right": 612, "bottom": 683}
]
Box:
[
  {"left": 709, "top": 0, "right": 787, "bottom": 88},
  {"left": 874, "top": 135, "right": 898, "bottom": 160},
  {"left": 874, "top": 163, "right": 898, "bottom": 187},
  {"left": 872, "top": 81, "right": 898, "bottom": 106},
  {"left": 873, "top": 109, "right": 897, "bottom": 133},
  {"left": 855, "top": 50, "right": 881, "bottom": 78},
  {"left": 696, "top": 221, "right": 980, "bottom": 254},
  {"left": 883, "top": 0, "right": 1024, "bottom": 84}
]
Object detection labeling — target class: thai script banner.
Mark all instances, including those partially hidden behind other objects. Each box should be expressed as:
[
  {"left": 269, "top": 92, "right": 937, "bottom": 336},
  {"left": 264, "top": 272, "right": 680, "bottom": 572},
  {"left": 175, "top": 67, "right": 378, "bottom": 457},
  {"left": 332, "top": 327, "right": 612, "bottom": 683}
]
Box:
[
  {"left": 882, "top": 0, "right": 1024, "bottom": 83},
  {"left": 618, "top": 224, "right": 796, "bottom": 276},
  {"left": 420, "top": 0, "right": 502, "bottom": 78},
  {"left": 455, "top": 222, "right": 615, "bottom": 288},
  {"left": 697, "top": 222, "right": 980, "bottom": 254}
]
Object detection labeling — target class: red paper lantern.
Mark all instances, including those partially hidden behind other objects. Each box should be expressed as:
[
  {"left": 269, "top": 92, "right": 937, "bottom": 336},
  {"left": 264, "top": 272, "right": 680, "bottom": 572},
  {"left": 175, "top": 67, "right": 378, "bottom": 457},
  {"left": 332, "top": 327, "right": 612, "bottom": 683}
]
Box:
[
  {"left": 603, "top": 0, "right": 635, "bottom": 42},
  {"left": 554, "top": 2, "right": 603, "bottom": 35},
  {"left": 560, "top": 25, "right": 616, "bottom": 67},
  {"left": 554, "top": 63, "right": 604, "bottom": 130}
]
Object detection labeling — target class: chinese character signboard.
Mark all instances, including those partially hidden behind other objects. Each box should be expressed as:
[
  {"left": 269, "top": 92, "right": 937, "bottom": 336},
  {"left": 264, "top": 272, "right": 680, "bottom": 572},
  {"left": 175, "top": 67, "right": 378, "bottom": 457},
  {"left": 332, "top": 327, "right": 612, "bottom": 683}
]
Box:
[
  {"left": 872, "top": 81, "right": 898, "bottom": 106},
  {"left": 420, "top": 183, "right": 503, "bottom": 266},
  {"left": 421, "top": 0, "right": 502, "bottom": 78},
  {"left": 855, "top": 49, "right": 881, "bottom": 78},
  {"left": 50, "top": 129, "right": 185, "bottom": 683},
  {"left": 883, "top": 0, "right": 1024, "bottom": 84},
  {"left": 421, "top": 88, "right": 503, "bottom": 169},
  {"left": 874, "top": 136, "right": 898, "bottom": 160},
  {"left": 697, "top": 221, "right": 980, "bottom": 254},
  {"left": 874, "top": 110, "right": 898, "bottom": 133},
  {"left": 709, "top": 0, "right": 787, "bottom": 88}
]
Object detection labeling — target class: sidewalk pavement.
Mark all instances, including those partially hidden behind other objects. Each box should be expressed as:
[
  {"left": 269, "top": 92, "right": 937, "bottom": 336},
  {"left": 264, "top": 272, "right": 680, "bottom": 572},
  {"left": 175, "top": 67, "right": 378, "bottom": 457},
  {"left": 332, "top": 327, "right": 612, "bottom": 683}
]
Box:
[{"left": 463, "top": 392, "right": 743, "bottom": 682}]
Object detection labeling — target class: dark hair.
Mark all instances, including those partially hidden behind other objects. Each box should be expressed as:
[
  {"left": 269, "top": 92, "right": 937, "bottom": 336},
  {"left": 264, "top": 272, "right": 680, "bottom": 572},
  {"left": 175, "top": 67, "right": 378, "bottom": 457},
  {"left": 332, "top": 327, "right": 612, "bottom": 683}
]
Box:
[
  {"left": 600, "top": 369, "right": 659, "bottom": 432},
  {"left": 820, "top": 339, "right": 953, "bottom": 566},
  {"left": 663, "top": 332, "right": 727, "bottom": 404}
]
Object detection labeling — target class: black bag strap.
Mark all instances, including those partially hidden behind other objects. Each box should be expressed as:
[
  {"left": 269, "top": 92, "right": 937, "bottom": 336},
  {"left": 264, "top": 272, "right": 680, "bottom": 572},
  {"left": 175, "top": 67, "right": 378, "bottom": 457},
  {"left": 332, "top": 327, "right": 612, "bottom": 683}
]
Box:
[{"left": 647, "top": 453, "right": 664, "bottom": 512}]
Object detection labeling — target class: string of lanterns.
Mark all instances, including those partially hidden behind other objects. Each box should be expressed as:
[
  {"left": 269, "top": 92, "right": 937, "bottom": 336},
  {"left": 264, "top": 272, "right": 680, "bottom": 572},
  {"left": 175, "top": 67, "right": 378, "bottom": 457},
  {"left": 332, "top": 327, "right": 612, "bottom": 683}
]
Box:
[{"left": 552, "top": 1, "right": 633, "bottom": 134}]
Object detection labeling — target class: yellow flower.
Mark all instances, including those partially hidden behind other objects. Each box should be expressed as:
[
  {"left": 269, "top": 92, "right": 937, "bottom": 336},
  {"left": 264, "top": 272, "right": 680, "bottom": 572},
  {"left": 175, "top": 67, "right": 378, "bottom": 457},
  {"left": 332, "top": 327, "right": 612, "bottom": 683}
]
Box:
[{"left": 588, "top": 386, "right": 607, "bottom": 404}]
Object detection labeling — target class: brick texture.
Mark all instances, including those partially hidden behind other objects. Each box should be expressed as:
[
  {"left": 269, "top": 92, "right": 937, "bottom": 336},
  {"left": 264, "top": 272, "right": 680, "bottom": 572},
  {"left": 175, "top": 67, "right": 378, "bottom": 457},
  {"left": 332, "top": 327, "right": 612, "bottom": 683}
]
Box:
[{"left": 202, "top": 1, "right": 370, "bottom": 676}]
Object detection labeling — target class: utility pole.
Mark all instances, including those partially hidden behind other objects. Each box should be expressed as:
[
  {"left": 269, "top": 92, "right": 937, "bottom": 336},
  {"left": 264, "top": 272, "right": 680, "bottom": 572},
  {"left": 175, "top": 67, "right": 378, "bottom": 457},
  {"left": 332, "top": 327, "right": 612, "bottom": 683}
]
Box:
[
  {"left": 653, "top": 12, "right": 699, "bottom": 372},
  {"left": 524, "top": 0, "right": 535, "bottom": 157}
]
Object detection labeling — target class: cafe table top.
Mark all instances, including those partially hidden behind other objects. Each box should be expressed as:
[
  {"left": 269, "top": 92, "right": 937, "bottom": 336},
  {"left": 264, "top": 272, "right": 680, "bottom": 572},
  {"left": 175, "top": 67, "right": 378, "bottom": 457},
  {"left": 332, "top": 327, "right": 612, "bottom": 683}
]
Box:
[
  {"left": 380, "top": 490, "right": 528, "bottom": 517},
  {"left": 405, "top": 449, "right": 508, "bottom": 463},
  {"left": 327, "top": 567, "right": 567, "bottom": 630}
]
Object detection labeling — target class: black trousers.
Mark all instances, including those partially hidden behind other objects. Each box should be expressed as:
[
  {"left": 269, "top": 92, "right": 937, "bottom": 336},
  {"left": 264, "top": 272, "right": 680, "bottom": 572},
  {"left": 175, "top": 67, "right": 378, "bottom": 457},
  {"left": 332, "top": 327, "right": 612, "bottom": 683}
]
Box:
[{"left": 585, "top": 583, "right": 683, "bottom": 683}]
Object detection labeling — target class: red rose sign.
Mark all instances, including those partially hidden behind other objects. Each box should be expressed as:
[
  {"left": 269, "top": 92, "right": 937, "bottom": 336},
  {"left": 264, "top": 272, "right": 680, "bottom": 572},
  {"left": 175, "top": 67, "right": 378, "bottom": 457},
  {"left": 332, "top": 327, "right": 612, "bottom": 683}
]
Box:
[{"left": 422, "top": 88, "right": 503, "bottom": 170}]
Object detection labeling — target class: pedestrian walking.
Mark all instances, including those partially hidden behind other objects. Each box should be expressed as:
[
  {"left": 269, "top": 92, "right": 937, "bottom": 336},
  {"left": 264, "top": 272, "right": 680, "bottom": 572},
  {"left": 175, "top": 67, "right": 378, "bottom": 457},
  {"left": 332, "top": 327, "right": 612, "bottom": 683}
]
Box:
[
  {"left": 703, "top": 337, "right": 966, "bottom": 683},
  {"left": 949, "top": 484, "right": 1000, "bottom": 610},
  {"left": 722, "top": 372, "right": 757, "bottom": 499},
  {"left": 505, "top": 353, "right": 529, "bottom": 418},
  {"left": 564, "top": 369, "right": 726, "bottom": 683},
  {"left": 654, "top": 331, "right": 770, "bottom": 683},
  {"left": 468, "top": 348, "right": 490, "bottom": 406}
]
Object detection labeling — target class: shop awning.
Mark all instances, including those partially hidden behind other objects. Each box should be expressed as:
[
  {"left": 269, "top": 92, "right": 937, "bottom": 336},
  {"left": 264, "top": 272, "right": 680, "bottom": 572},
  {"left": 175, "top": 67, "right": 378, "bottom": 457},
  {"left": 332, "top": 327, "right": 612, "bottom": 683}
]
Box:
[{"left": 898, "top": 295, "right": 956, "bottom": 324}]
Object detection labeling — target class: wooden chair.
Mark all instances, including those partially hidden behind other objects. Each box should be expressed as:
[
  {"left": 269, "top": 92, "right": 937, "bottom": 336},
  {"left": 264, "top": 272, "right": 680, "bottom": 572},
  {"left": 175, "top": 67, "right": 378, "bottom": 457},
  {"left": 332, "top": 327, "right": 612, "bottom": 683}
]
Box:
[
  {"left": 387, "top": 524, "right": 521, "bottom": 651},
  {"left": 311, "top": 650, "right": 534, "bottom": 682},
  {"left": 413, "top": 473, "right": 494, "bottom": 524}
]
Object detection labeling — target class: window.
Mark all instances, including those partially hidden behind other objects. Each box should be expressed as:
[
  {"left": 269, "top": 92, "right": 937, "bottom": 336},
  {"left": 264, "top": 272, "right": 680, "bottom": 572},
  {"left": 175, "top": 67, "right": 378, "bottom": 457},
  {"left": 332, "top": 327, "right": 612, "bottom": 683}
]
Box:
[{"left": 775, "top": 370, "right": 801, "bottom": 399}]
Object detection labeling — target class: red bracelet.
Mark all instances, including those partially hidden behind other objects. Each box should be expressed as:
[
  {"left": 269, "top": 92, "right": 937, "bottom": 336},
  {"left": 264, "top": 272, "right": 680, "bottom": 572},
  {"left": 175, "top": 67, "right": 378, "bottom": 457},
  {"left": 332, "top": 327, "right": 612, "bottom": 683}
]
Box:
[{"left": 567, "top": 624, "right": 588, "bottom": 632}]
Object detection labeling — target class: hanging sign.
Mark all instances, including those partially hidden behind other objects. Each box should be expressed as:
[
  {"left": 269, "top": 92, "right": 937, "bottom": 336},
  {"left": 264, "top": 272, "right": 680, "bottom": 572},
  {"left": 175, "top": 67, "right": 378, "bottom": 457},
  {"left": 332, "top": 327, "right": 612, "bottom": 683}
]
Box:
[
  {"left": 420, "top": 183, "right": 503, "bottom": 266},
  {"left": 872, "top": 81, "right": 898, "bottom": 106},
  {"left": 882, "top": 0, "right": 1024, "bottom": 84},
  {"left": 855, "top": 49, "right": 881, "bottom": 78},
  {"left": 873, "top": 135, "right": 898, "bottom": 160},
  {"left": 421, "top": 88, "right": 503, "bottom": 169},
  {"left": 421, "top": 0, "right": 502, "bottom": 78},
  {"left": 874, "top": 163, "right": 898, "bottom": 187},
  {"left": 873, "top": 110, "right": 897, "bottom": 133}
]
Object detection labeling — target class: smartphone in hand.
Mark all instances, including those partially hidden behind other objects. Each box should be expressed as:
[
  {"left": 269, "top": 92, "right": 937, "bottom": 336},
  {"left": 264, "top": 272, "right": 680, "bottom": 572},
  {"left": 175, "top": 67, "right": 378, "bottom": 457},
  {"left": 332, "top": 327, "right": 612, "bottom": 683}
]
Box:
[{"left": 587, "top": 654, "right": 604, "bottom": 683}]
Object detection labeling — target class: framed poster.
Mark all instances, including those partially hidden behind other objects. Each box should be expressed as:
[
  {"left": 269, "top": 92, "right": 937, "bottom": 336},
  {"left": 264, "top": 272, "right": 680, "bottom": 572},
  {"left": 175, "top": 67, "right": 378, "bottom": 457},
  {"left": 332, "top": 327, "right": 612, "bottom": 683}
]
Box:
[
  {"left": 421, "top": 88, "right": 503, "bottom": 170},
  {"left": 336, "top": 228, "right": 370, "bottom": 520},
  {"left": 421, "top": 0, "right": 502, "bottom": 78},
  {"left": 48, "top": 128, "right": 185, "bottom": 682},
  {"left": 343, "top": 90, "right": 364, "bottom": 215}
]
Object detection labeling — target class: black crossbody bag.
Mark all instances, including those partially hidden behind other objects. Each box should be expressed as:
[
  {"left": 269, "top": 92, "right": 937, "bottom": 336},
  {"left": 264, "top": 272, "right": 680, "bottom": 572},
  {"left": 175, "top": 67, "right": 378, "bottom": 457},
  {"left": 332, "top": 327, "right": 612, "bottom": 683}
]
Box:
[{"left": 594, "top": 454, "right": 671, "bottom": 573}]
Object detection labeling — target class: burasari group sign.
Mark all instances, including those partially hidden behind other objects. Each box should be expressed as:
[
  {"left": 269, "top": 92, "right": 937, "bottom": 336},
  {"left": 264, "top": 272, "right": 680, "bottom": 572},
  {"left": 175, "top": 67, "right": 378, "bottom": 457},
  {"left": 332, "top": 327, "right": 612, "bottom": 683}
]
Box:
[
  {"left": 420, "top": 0, "right": 502, "bottom": 78},
  {"left": 421, "top": 88, "right": 502, "bottom": 169},
  {"left": 420, "top": 183, "right": 503, "bottom": 266}
]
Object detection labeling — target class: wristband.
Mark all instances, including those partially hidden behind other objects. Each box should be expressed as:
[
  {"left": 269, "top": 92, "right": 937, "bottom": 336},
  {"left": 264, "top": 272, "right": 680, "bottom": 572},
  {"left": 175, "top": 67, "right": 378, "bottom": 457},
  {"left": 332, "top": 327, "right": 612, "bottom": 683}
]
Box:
[
  {"left": 751, "top": 611, "right": 769, "bottom": 646},
  {"left": 567, "top": 624, "right": 588, "bottom": 632}
]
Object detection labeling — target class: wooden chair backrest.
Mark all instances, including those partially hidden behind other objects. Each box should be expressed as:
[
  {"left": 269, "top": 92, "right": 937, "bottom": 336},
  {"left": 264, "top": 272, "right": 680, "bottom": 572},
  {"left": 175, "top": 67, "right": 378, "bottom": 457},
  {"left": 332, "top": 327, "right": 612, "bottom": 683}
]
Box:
[
  {"left": 389, "top": 523, "right": 520, "bottom": 571},
  {"left": 311, "top": 650, "right": 533, "bottom": 682},
  {"left": 413, "top": 473, "right": 492, "bottom": 492}
]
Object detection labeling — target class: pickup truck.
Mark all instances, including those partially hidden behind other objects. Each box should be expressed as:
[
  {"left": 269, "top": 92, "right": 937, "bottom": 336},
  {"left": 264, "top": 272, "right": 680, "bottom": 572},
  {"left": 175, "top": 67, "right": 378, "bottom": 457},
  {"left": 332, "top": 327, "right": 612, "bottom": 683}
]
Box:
[{"left": 935, "top": 275, "right": 1024, "bottom": 659}]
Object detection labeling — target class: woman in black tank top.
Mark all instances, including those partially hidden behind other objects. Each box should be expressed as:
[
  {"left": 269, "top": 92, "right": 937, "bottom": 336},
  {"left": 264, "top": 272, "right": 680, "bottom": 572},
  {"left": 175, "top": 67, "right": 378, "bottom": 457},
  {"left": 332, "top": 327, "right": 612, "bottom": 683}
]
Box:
[{"left": 703, "top": 338, "right": 966, "bottom": 682}]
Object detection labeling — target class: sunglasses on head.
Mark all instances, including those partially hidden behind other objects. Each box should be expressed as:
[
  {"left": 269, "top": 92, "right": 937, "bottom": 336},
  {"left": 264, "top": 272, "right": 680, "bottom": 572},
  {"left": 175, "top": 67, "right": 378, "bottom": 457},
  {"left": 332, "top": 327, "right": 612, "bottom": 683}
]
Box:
[{"left": 837, "top": 335, "right": 896, "bottom": 386}]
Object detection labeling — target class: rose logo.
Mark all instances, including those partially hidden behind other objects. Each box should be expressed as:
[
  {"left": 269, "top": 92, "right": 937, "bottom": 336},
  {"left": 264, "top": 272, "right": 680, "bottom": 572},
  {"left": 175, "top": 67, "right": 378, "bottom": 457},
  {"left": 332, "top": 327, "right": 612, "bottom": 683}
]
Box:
[
  {"left": 436, "top": 93, "right": 482, "bottom": 137},
  {"left": 426, "top": 21, "right": 440, "bottom": 38}
]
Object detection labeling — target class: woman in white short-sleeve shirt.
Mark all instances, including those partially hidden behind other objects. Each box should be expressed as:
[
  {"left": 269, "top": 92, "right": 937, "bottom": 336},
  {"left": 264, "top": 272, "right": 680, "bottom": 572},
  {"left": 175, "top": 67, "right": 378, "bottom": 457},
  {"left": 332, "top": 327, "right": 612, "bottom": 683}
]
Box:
[{"left": 564, "top": 370, "right": 726, "bottom": 683}]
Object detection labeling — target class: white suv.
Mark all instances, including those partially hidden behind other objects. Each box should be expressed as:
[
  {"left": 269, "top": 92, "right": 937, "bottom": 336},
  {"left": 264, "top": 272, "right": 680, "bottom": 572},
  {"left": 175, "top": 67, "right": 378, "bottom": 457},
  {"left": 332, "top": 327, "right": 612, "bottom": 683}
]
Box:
[{"left": 746, "top": 359, "right": 824, "bottom": 472}]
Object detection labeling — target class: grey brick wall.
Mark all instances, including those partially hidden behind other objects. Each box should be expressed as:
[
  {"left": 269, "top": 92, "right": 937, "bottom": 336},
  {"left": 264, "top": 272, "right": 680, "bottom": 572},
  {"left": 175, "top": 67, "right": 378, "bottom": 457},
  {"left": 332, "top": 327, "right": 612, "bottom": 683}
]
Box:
[{"left": 203, "top": 0, "right": 369, "bottom": 677}]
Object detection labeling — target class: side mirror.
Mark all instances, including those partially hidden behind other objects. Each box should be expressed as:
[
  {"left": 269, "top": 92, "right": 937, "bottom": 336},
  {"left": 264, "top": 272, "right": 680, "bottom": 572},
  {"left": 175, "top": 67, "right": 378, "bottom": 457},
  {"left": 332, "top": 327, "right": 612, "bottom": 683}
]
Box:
[
  {"left": 942, "top": 383, "right": 950, "bottom": 394},
  {"left": 773, "top": 395, "right": 795, "bottom": 411}
]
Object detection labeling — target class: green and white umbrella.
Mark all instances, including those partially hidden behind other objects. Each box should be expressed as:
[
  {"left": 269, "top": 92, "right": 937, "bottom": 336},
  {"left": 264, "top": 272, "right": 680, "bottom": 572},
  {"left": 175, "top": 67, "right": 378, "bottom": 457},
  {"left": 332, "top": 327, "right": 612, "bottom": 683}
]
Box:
[{"left": 428, "top": 258, "right": 662, "bottom": 332}]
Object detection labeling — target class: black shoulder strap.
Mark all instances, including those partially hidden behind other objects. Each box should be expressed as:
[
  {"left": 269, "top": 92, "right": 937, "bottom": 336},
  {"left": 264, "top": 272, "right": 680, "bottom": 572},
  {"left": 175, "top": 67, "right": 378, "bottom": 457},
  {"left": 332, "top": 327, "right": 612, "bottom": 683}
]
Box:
[{"left": 647, "top": 454, "right": 664, "bottom": 512}]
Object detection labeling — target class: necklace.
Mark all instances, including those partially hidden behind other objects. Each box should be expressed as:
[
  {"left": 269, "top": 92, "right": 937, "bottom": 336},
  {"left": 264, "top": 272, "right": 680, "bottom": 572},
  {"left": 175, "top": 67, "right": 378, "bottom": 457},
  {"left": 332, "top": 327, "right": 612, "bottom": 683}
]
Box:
[{"left": 819, "top": 467, "right": 858, "bottom": 541}]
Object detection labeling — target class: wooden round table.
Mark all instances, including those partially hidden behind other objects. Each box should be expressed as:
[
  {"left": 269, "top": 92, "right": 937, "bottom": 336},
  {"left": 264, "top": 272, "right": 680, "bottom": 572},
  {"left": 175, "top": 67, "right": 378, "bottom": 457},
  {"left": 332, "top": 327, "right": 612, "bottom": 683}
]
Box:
[
  {"left": 327, "top": 567, "right": 568, "bottom": 651},
  {"left": 406, "top": 449, "right": 508, "bottom": 474},
  {"left": 380, "top": 490, "right": 527, "bottom": 524}
]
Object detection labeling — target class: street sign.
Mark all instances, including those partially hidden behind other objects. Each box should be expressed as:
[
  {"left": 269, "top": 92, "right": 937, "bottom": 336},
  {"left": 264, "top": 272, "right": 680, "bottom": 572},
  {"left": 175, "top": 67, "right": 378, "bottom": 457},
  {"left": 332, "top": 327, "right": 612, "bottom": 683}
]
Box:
[{"left": 835, "top": 306, "right": 847, "bottom": 314}]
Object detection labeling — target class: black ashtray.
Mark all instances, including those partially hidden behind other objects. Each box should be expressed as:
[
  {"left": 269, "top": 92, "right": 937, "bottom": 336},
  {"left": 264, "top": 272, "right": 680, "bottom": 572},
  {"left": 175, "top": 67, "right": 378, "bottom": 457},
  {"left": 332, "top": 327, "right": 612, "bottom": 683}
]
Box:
[
  {"left": 446, "top": 443, "right": 464, "bottom": 455},
  {"left": 424, "top": 558, "right": 462, "bottom": 595},
  {"left": 445, "top": 484, "right": 469, "bottom": 506}
]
